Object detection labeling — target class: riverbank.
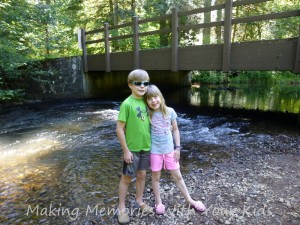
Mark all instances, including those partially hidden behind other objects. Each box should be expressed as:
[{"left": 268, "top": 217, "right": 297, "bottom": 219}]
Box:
[
  {"left": 111, "top": 131, "right": 300, "bottom": 225},
  {"left": 134, "top": 154, "right": 300, "bottom": 225}
]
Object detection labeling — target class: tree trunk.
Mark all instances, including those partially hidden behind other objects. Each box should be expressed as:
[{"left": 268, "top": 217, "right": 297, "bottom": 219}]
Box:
[
  {"left": 232, "top": 5, "right": 239, "bottom": 43},
  {"left": 131, "top": 0, "right": 136, "bottom": 16},
  {"left": 109, "top": 0, "right": 113, "bottom": 15},
  {"left": 215, "top": 0, "right": 223, "bottom": 44},
  {"left": 45, "top": 24, "right": 50, "bottom": 56},
  {"left": 113, "top": 0, "right": 119, "bottom": 25},
  {"left": 45, "top": 0, "right": 51, "bottom": 57},
  {"left": 159, "top": 20, "right": 169, "bottom": 47},
  {"left": 203, "top": 0, "right": 211, "bottom": 45}
]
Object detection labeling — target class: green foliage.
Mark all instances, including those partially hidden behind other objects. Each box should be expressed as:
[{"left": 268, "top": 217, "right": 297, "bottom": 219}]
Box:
[
  {"left": 192, "top": 71, "right": 300, "bottom": 85},
  {"left": 0, "top": 89, "right": 25, "bottom": 103},
  {"left": 1, "top": 0, "right": 299, "bottom": 103},
  {"left": 0, "top": 0, "right": 82, "bottom": 103},
  {"left": 233, "top": 0, "right": 300, "bottom": 42},
  {"left": 0, "top": 76, "right": 25, "bottom": 102},
  {"left": 230, "top": 71, "right": 274, "bottom": 84},
  {"left": 19, "top": 60, "right": 55, "bottom": 81},
  {"left": 191, "top": 71, "right": 228, "bottom": 84}
]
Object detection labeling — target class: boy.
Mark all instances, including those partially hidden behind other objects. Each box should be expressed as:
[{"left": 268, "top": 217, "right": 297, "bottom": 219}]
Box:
[{"left": 116, "top": 69, "right": 153, "bottom": 224}]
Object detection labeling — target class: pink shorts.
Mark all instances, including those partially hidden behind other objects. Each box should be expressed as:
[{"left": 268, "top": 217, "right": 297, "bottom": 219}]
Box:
[{"left": 150, "top": 151, "right": 180, "bottom": 172}]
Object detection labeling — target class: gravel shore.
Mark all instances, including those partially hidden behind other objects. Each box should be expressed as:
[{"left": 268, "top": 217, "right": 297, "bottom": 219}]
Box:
[
  {"left": 118, "top": 154, "right": 299, "bottom": 225},
  {"left": 118, "top": 134, "right": 300, "bottom": 225}
]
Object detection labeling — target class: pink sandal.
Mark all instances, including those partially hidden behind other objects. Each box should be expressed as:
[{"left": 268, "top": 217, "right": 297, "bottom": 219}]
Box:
[
  {"left": 192, "top": 201, "right": 206, "bottom": 212},
  {"left": 155, "top": 203, "right": 165, "bottom": 215}
]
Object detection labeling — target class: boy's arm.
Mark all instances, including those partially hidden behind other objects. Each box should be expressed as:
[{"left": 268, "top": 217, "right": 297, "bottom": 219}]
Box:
[
  {"left": 116, "top": 120, "right": 133, "bottom": 163},
  {"left": 171, "top": 119, "right": 181, "bottom": 162}
]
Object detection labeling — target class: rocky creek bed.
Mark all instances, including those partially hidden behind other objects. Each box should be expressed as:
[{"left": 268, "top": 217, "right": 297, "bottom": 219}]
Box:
[
  {"left": 102, "top": 132, "right": 300, "bottom": 225},
  {"left": 1, "top": 101, "right": 299, "bottom": 225}
]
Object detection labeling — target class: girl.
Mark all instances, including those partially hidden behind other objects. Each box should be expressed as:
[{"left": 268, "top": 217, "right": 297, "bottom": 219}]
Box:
[{"left": 144, "top": 84, "right": 206, "bottom": 214}]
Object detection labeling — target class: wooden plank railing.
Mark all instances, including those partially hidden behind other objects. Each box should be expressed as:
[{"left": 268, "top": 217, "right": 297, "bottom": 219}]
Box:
[{"left": 78, "top": 0, "right": 300, "bottom": 73}]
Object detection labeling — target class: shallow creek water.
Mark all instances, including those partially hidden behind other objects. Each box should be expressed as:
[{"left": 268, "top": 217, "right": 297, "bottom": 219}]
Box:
[{"left": 0, "top": 100, "right": 298, "bottom": 224}]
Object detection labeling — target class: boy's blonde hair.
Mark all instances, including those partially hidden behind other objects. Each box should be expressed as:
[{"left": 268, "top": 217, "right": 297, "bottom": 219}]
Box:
[
  {"left": 144, "top": 84, "right": 169, "bottom": 119},
  {"left": 128, "top": 69, "right": 150, "bottom": 83}
]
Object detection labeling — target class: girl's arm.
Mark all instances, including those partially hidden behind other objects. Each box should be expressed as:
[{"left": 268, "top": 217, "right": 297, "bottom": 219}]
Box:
[
  {"left": 171, "top": 119, "right": 181, "bottom": 162},
  {"left": 116, "top": 120, "right": 133, "bottom": 163}
]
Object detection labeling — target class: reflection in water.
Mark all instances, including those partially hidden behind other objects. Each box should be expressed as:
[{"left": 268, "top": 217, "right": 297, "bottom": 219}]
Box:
[{"left": 190, "top": 84, "right": 300, "bottom": 114}]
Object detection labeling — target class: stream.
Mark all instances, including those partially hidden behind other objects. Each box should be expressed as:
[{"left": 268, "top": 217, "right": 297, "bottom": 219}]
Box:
[{"left": 0, "top": 85, "right": 299, "bottom": 224}]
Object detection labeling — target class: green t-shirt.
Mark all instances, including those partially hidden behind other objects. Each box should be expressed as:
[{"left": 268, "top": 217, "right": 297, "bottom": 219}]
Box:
[{"left": 118, "top": 96, "right": 151, "bottom": 152}]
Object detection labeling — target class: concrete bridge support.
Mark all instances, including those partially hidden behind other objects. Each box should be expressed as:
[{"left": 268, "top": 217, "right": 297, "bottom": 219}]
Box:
[{"left": 83, "top": 70, "right": 191, "bottom": 98}]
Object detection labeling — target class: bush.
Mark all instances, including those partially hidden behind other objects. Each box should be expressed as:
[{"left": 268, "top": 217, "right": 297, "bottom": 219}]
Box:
[
  {"left": 0, "top": 89, "right": 25, "bottom": 103},
  {"left": 191, "top": 71, "right": 300, "bottom": 84},
  {"left": 191, "top": 71, "right": 228, "bottom": 84}
]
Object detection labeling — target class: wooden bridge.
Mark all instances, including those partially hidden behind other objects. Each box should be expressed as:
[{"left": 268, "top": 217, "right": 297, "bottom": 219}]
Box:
[{"left": 78, "top": 0, "right": 300, "bottom": 73}]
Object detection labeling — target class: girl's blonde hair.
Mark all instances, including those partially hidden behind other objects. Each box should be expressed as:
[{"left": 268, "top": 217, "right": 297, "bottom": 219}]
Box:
[{"left": 144, "top": 84, "right": 169, "bottom": 119}]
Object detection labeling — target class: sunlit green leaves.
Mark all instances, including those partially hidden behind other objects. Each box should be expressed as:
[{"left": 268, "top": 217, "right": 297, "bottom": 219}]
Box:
[{"left": 1, "top": 0, "right": 299, "bottom": 102}]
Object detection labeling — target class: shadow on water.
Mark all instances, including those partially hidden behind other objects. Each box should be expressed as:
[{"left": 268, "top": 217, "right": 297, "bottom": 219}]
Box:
[{"left": 0, "top": 84, "right": 299, "bottom": 224}]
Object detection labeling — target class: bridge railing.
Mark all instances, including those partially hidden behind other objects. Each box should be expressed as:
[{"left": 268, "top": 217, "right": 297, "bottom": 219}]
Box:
[{"left": 78, "top": 0, "right": 300, "bottom": 73}]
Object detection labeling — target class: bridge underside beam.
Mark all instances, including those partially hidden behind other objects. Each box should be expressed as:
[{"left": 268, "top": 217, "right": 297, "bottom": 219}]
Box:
[
  {"left": 84, "top": 70, "right": 190, "bottom": 98},
  {"left": 87, "top": 38, "right": 298, "bottom": 72}
]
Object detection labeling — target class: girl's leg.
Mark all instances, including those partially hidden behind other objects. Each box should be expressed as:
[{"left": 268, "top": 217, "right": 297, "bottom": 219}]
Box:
[
  {"left": 152, "top": 171, "right": 162, "bottom": 205},
  {"left": 169, "top": 167, "right": 206, "bottom": 212},
  {"left": 170, "top": 169, "right": 196, "bottom": 205}
]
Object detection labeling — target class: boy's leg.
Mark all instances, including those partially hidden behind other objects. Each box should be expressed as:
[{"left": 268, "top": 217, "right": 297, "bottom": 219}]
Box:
[
  {"left": 135, "top": 151, "right": 153, "bottom": 213},
  {"left": 135, "top": 169, "right": 146, "bottom": 205},
  {"left": 151, "top": 171, "right": 162, "bottom": 205},
  {"left": 118, "top": 174, "right": 132, "bottom": 212},
  {"left": 135, "top": 151, "right": 150, "bottom": 205},
  {"left": 135, "top": 169, "right": 153, "bottom": 214}
]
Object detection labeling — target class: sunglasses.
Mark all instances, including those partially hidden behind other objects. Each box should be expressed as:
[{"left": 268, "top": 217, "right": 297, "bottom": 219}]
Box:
[{"left": 131, "top": 81, "right": 149, "bottom": 86}]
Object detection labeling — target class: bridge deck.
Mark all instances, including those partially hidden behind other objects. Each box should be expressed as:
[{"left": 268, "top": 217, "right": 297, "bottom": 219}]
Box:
[
  {"left": 79, "top": 0, "right": 300, "bottom": 73},
  {"left": 87, "top": 38, "right": 298, "bottom": 72}
]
